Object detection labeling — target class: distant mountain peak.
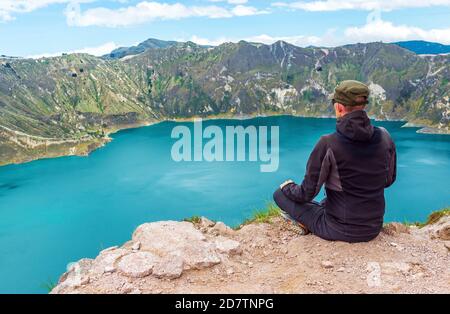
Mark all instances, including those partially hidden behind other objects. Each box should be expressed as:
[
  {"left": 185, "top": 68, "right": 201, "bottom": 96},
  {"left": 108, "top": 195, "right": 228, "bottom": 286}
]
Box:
[
  {"left": 105, "top": 38, "right": 179, "bottom": 59},
  {"left": 393, "top": 40, "right": 450, "bottom": 55},
  {"left": 105, "top": 37, "right": 450, "bottom": 60}
]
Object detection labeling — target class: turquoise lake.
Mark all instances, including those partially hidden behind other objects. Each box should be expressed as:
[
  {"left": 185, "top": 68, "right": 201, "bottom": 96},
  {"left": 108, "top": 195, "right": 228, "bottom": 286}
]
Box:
[{"left": 0, "top": 116, "right": 449, "bottom": 293}]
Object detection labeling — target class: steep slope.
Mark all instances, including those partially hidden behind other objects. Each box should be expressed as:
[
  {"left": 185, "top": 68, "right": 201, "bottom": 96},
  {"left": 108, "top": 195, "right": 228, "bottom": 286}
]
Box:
[
  {"left": 1, "top": 40, "right": 449, "bottom": 165},
  {"left": 125, "top": 41, "right": 448, "bottom": 125},
  {"left": 0, "top": 53, "right": 156, "bottom": 164}
]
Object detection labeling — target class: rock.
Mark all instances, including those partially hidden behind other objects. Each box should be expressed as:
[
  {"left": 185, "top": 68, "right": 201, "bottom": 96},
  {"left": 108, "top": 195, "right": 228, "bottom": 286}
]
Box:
[
  {"left": 215, "top": 236, "right": 242, "bottom": 255},
  {"left": 120, "top": 283, "right": 135, "bottom": 294},
  {"left": 117, "top": 252, "right": 159, "bottom": 278},
  {"left": 52, "top": 214, "right": 450, "bottom": 294},
  {"left": 152, "top": 255, "right": 184, "bottom": 279},
  {"left": 382, "top": 223, "right": 410, "bottom": 235},
  {"left": 131, "top": 241, "right": 141, "bottom": 251},
  {"left": 444, "top": 241, "right": 450, "bottom": 251},
  {"left": 100, "top": 246, "right": 119, "bottom": 253},
  {"left": 321, "top": 261, "right": 334, "bottom": 269},
  {"left": 436, "top": 218, "right": 450, "bottom": 240},
  {"left": 79, "top": 276, "right": 90, "bottom": 285},
  {"left": 104, "top": 266, "right": 116, "bottom": 273},
  {"left": 210, "top": 221, "right": 235, "bottom": 236},
  {"left": 421, "top": 215, "right": 450, "bottom": 240},
  {"left": 54, "top": 258, "right": 94, "bottom": 291},
  {"left": 91, "top": 248, "right": 129, "bottom": 275},
  {"left": 133, "top": 221, "right": 221, "bottom": 270},
  {"left": 200, "top": 217, "right": 215, "bottom": 228}
]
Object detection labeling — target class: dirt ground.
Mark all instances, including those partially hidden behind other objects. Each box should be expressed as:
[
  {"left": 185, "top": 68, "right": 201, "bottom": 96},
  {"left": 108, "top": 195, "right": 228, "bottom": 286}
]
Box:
[{"left": 52, "top": 215, "right": 450, "bottom": 294}]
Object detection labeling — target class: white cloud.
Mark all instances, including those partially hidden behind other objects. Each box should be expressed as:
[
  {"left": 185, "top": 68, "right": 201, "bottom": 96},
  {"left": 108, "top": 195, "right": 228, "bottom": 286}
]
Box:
[
  {"left": 231, "top": 5, "right": 269, "bottom": 16},
  {"left": 65, "top": 1, "right": 268, "bottom": 27},
  {"left": 246, "top": 34, "right": 324, "bottom": 46},
  {"left": 27, "top": 41, "right": 119, "bottom": 59},
  {"left": 228, "top": 0, "right": 249, "bottom": 4},
  {"left": 0, "top": 0, "right": 94, "bottom": 22},
  {"left": 181, "top": 33, "right": 327, "bottom": 47},
  {"left": 272, "top": 0, "right": 450, "bottom": 12},
  {"left": 208, "top": 0, "right": 249, "bottom": 4},
  {"left": 183, "top": 11, "right": 450, "bottom": 48},
  {"left": 344, "top": 11, "right": 450, "bottom": 44},
  {"left": 184, "top": 35, "right": 233, "bottom": 46}
]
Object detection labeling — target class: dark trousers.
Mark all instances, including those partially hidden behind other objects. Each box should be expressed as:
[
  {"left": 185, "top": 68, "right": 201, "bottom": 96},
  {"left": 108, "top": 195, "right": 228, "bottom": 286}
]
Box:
[{"left": 273, "top": 188, "right": 374, "bottom": 242}]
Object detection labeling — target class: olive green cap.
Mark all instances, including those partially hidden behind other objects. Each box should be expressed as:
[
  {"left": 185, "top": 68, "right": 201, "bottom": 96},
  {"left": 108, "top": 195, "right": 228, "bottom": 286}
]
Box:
[{"left": 333, "top": 80, "right": 370, "bottom": 107}]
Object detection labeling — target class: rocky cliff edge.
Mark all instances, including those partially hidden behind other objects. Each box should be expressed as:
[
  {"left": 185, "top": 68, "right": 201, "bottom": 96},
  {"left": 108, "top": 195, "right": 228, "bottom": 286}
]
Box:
[{"left": 52, "top": 214, "right": 450, "bottom": 294}]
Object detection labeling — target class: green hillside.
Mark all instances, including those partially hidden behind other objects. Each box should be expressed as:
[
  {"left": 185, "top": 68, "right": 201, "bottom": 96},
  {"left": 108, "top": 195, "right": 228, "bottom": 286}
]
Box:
[{"left": 1, "top": 40, "right": 449, "bottom": 165}]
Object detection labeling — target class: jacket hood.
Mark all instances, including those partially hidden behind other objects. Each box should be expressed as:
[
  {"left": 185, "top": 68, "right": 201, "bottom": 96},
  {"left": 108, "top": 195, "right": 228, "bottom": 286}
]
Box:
[{"left": 336, "top": 110, "right": 374, "bottom": 142}]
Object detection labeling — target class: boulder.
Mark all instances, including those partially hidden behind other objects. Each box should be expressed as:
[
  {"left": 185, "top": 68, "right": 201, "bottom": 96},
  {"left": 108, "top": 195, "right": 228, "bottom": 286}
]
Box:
[
  {"left": 215, "top": 236, "right": 242, "bottom": 255},
  {"left": 117, "top": 252, "right": 159, "bottom": 278},
  {"left": 91, "top": 248, "right": 129, "bottom": 274},
  {"left": 152, "top": 255, "right": 184, "bottom": 279},
  {"left": 133, "top": 221, "right": 221, "bottom": 270}
]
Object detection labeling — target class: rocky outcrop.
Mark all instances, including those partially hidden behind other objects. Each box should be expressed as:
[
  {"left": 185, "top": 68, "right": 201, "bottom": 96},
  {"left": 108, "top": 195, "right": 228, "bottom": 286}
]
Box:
[
  {"left": 52, "top": 221, "right": 241, "bottom": 294},
  {"left": 52, "top": 215, "right": 450, "bottom": 294},
  {"left": 418, "top": 215, "right": 450, "bottom": 240}
]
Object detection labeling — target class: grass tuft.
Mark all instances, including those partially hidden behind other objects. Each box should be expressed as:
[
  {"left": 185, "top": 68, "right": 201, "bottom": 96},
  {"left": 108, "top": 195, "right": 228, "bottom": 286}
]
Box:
[
  {"left": 183, "top": 203, "right": 281, "bottom": 230},
  {"left": 403, "top": 207, "right": 449, "bottom": 228},
  {"left": 240, "top": 202, "right": 281, "bottom": 227},
  {"left": 420, "top": 207, "right": 450, "bottom": 227},
  {"left": 183, "top": 216, "right": 202, "bottom": 224}
]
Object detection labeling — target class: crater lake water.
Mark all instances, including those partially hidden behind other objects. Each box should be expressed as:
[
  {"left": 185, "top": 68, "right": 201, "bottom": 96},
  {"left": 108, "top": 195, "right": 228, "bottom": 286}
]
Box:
[{"left": 0, "top": 116, "right": 449, "bottom": 293}]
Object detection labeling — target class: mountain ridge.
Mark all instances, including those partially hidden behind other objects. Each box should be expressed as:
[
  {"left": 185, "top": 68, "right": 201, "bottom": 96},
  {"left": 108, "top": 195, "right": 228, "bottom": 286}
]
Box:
[{"left": 1, "top": 39, "right": 449, "bottom": 166}]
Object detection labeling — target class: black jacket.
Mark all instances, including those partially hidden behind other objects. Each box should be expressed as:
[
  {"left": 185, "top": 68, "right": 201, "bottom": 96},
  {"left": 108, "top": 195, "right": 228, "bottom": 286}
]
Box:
[{"left": 282, "top": 110, "right": 397, "bottom": 239}]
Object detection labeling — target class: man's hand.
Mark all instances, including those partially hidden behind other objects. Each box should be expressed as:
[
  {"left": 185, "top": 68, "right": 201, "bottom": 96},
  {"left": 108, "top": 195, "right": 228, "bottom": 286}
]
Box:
[{"left": 280, "top": 179, "right": 294, "bottom": 190}]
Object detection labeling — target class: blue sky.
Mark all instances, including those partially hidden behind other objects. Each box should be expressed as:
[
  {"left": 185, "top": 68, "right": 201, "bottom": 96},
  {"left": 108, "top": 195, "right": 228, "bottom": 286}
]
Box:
[{"left": 1, "top": 0, "right": 450, "bottom": 57}]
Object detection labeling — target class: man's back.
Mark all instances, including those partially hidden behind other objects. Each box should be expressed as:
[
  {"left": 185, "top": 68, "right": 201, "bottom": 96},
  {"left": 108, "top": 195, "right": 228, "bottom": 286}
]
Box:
[
  {"left": 274, "top": 80, "right": 397, "bottom": 243},
  {"left": 274, "top": 110, "right": 396, "bottom": 242},
  {"left": 320, "top": 110, "right": 396, "bottom": 240}
]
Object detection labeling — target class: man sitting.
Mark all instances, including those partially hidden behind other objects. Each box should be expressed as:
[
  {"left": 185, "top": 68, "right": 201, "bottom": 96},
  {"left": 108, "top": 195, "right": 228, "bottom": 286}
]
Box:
[{"left": 273, "top": 80, "right": 397, "bottom": 242}]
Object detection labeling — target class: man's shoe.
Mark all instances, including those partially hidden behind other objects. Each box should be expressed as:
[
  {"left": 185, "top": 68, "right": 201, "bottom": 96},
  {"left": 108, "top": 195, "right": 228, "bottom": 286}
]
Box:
[{"left": 280, "top": 210, "right": 310, "bottom": 235}]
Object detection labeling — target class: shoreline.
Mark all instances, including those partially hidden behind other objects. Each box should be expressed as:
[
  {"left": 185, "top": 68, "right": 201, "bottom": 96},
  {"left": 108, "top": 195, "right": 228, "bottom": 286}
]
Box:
[{"left": 0, "top": 113, "right": 448, "bottom": 167}]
